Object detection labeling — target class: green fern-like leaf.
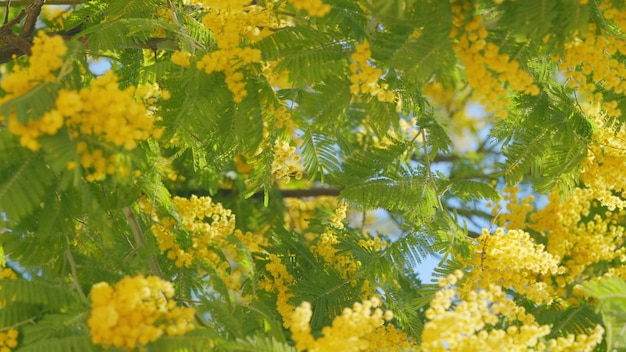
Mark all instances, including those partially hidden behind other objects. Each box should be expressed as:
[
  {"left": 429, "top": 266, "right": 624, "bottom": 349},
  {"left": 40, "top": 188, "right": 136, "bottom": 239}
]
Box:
[
  {"left": 0, "top": 82, "right": 58, "bottom": 124},
  {"left": 341, "top": 176, "right": 438, "bottom": 224},
  {"left": 18, "top": 336, "right": 94, "bottom": 352},
  {"left": 300, "top": 130, "right": 341, "bottom": 182},
  {"left": 581, "top": 277, "right": 626, "bottom": 350},
  {"left": 0, "top": 279, "right": 77, "bottom": 310},
  {"left": 0, "top": 133, "right": 53, "bottom": 222},
  {"left": 225, "top": 335, "right": 297, "bottom": 352}
]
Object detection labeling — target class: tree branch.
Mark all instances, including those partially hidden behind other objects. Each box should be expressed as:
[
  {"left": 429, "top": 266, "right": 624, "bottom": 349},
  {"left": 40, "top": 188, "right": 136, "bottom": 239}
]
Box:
[{"left": 0, "top": 0, "right": 44, "bottom": 56}]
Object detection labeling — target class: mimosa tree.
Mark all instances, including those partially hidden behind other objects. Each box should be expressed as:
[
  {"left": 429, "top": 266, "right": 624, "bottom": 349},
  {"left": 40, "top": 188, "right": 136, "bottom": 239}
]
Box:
[{"left": 1, "top": 0, "right": 626, "bottom": 351}]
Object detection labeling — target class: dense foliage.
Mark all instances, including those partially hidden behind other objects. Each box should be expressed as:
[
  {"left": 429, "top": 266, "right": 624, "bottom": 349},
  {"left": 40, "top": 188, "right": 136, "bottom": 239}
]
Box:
[{"left": 1, "top": 0, "right": 626, "bottom": 351}]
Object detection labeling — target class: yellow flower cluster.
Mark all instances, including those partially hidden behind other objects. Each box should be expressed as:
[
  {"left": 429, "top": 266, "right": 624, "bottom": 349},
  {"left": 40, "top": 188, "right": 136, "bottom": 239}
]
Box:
[
  {"left": 196, "top": 47, "right": 261, "bottom": 102},
  {"left": 358, "top": 236, "right": 387, "bottom": 251},
  {"left": 66, "top": 72, "right": 158, "bottom": 181},
  {"left": 349, "top": 42, "right": 395, "bottom": 103},
  {"left": 194, "top": 1, "right": 278, "bottom": 102},
  {"left": 283, "top": 196, "right": 338, "bottom": 233},
  {"left": 268, "top": 105, "right": 298, "bottom": 134},
  {"left": 271, "top": 139, "right": 304, "bottom": 183},
  {"left": 260, "top": 254, "right": 295, "bottom": 328},
  {"left": 530, "top": 188, "right": 626, "bottom": 299},
  {"left": 558, "top": 2, "right": 626, "bottom": 118},
  {"left": 1, "top": 33, "right": 67, "bottom": 151},
  {"left": 263, "top": 60, "right": 291, "bottom": 90},
  {"left": 171, "top": 50, "right": 192, "bottom": 68},
  {"left": 579, "top": 112, "right": 626, "bottom": 211},
  {"left": 0, "top": 329, "right": 18, "bottom": 352},
  {"left": 422, "top": 281, "right": 603, "bottom": 352},
  {"left": 310, "top": 203, "right": 361, "bottom": 279},
  {"left": 462, "top": 228, "right": 562, "bottom": 305},
  {"left": 0, "top": 267, "right": 17, "bottom": 308},
  {"left": 1, "top": 34, "right": 160, "bottom": 181},
  {"left": 147, "top": 196, "right": 251, "bottom": 291},
  {"left": 289, "top": 297, "right": 404, "bottom": 352},
  {"left": 287, "top": 0, "right": 331, "bottom": 17},
  {"left": 487, "top": 185, "right": 535, "bottom": 229},
  {"left": 450, "top": 1, "right": 539, "bottom": 118},
  {"left": 0, "top": 268, "right": 16, "bottom": 280},
  {"left": 88, "top": 275, "right": 195, "bottom": 350},
  {"left": 329, "top": 201, "right": 347, "bottom": 229}
]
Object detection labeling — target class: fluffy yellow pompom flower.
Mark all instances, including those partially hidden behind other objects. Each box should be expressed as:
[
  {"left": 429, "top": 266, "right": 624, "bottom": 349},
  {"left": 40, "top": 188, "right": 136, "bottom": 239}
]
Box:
[
  {"left": 349, "top": 42, "right": 395, "bottom": 103},
  {"left": 88, "top": 275, "right": 195, "bottom": 350},
  {"left": 289, "top": 297, "right": 410, "bottom": 351},
  {"left": 287, "top": 0, "right": 331, "bottom": 17},
  {"left": 0, "top": 328, "right": 19, "bottom": 352},
  {"left": 422, "top": 282, "right": 603, "bottom": 352},
  {"left": 462, "top": 228, "right": 562, "bottom": 305},
  {"left": 271, "top": 139, "right": 304, "bottom": 183},
  {"left": 171, "top": 50, "right": 191, "bottom": 67}
]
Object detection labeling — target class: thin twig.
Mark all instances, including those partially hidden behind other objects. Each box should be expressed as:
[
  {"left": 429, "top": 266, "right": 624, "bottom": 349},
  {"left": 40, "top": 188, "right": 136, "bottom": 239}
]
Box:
[
  {"left": 419, "top": 127, "right": 444, "bottom": 211},
  {"left": 0, "top": 316, "right": 36, "bottom": 332},
  {"left": 122, "top": 206, "right": 164, "bottom": 278},
  {"left": 64, "top": 244, "right": 88, "bottom": 302},
  {"left": 4, "top": 0, "right": 10, "bottom": 24}
]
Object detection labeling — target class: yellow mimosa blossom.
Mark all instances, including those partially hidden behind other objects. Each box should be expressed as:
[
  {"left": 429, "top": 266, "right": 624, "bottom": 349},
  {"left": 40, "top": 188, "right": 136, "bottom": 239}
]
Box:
[
  {"left": 0, "top": 328, "right": 18, "bottom": 352},
  {"left": 87, "top": 275, "right": 195, "bottom": 350},
  {"left": 290, "top": 297, "right": 406, "bottom": 351},
  {"left": 349, "top": 42, "right": 395, "bottom": 103},
  {"left": 422, "top": 280, "right": 603, "bottom": 352},
  {"left": 147, "top": 195, "right": 250, "bottom": 291},
  {"left": 287, "top": 0, "right": 331, "bottom": 17},
  {"left": 462, "top": 228, "right": 562, "bottom": 305},
  {"left": 271, "top": 139, "right": 304, "bottom": 183},
  {"left": 450, "top": 1, "right": 539, "bottom": 118}
]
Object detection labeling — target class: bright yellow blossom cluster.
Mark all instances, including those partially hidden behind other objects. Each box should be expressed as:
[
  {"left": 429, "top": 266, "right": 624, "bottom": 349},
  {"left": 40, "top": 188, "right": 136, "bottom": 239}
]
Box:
[
  {"left": 87, "top": 275, "right": 195, "bottom": 350},
  {"left": 0, "top": 329, "right": 18, "bottom": 352},
  {"left": 450, "top": 1, "right": 539, "bottom": 118},
  {"left": 358, "top": 236, "right": 387, "bottom": 251},
  {"left": 147, "top": 196, "right": 251, "bottom": 290},
  {"left": 283, "top": 196, "right": 338, "bottom": 233},
  {"left": 287, "top": 0, "right": 331, "bottom": 17},
  {"left": 2, "top": 33, "right": 67, "bottom": 150},
  {"left": 558, "top": 2, "right": 626, "bottom": 118},
  {"left": 487, "top": 185, "right": 535, "bottom": 229},
  {"left": 193, "top": 1, "right": 278, "bottom": 102},
  {"left": 1, "top": 33, "right": 160, "bottom": 181},
  {"left": 0, "top": 267, "right": 17, "bottom": 308},
  {"left": 579, "top": 111, "right": 626, "bottom": 211},
  {"left": 310, "top": 203, "right": 361, "bottom": 279},
  {"left": 0, "top": 268, "right": 16, "bottom": 280},
  {"left": 196, "top": 47, "right": 261, "bottom": 102},
  {"left": 530, "top": 188, "right": 626, "bottom": 300},
  {"left": 65, "top": 72, "right": 159, "bottom": 181},
  {"left": 462, "top": 228, "right": 563, "bottom": 305},
  {"left": 260, "top": 254, "right": 296, "bottom": 328},
  {"left": 422, "top": 280, "right": 603, "bottom": 352},
  {"left": 289, "top": 296, "right": 406, "bottom": 352},
  {"left": 349, "top": 42, "right": 395, "bottom": 103},
  {"left": 171, "top": 50, "right": 192, "bottom": 68},
  {"left": 271, "top": 139, "right": 304, "bottom": 183},
  {"left": 268, "top": 105, "right": 298, "bottom": 134},
  {"left": 263, "top": 60, "right": 291, "bottom": 90}
]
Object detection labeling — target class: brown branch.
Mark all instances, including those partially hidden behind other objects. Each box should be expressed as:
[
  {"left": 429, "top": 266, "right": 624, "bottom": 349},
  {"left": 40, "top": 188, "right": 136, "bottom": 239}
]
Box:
[
  {"left": 0, "top": 0, "right": 44, "bottom": 56},
  {"left": 19, "top": 0, "right": 42, "bottom": 38}
]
